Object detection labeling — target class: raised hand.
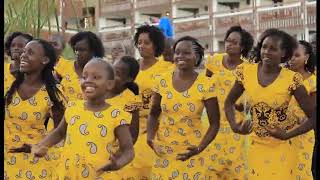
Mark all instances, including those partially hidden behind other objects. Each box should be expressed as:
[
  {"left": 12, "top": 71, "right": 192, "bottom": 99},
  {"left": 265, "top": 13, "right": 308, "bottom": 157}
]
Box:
[{"left": 176, "top": 146, "right": 200, "bottom": 161}]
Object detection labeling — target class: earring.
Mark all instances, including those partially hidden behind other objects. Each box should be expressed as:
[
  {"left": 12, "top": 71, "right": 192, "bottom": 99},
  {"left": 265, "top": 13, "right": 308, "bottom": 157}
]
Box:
[{"left": 305, "top": 59, "right": 308, "bottom": 64}]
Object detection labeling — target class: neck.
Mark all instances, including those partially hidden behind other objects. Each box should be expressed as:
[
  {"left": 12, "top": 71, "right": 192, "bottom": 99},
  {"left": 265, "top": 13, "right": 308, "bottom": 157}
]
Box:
[
  {"left": 24, "top": 71, "right": 43, "bottom": 85},
  {"left": 108, "top": 85, "right": 127, "bottom": 98},
  {"left": 297, "top": 68, "right": 311, "bottom": 80},
  {"left": 227, "top": 54, "right": 242, "bottom": 65},
  {"left": 141, "top": 56, "right": 157, "bottom": 67},
  {"left": 260, "top": 62, "right": 281, "bottom": 74},
  {"left": 176, "top": 68, "right": 196, "bottom": 80},
  {"left": 11, "top": 60, "right": 20, "bottom": 72},
  {"left": 86, "top": 98, "right": 107, "bottom": 109}
]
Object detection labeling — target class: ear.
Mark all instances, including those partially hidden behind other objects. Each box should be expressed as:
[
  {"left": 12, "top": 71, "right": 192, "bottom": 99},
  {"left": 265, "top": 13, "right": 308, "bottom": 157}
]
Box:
[
  {"left": 105, "top": 80, "right": 115, "bottom": 91},
  {"left": 42, "top": 57, "right": 50, "bottom": 65}
]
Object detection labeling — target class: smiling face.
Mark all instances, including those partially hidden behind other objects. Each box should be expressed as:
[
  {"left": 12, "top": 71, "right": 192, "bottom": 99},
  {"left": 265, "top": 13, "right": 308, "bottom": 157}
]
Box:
[
  {"left": 137, "top": 33, "right": 155, "bottom": 58},
  {"left": 81, "top": 60, "right": 114, "bottom": 100},
  {"left": 112, "top": 60, "right": 130, "bottom": 89},
  {"left": 10, "top": 35, "right": 30, "bottom": 62},
  {"left": 289, "top": 44, "right": 308, "bottom": 72},
  {"left": 260, "top": 36, "right": 285, "bottom": 67},
  {"left": 174, "top": 40, "right": 197, "bottom": 70},
  {"left": 225, "top": 32, "right": 242, "bottom": 56},
  {"left": 20, "top": 41, "right": 49, "bottom": 74},
  {"left": 74, "top": 39, "right": 94, "bottom": 68}
]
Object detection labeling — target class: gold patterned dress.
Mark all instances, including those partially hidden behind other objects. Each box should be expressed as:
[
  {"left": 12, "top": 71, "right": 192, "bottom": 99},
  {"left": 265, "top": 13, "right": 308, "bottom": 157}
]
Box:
[
  {"left": 287, "top": 74, "right": 316, "bottom": 180},
  {"left": 234, "top": 63, "right": 304, "bottom": 179},
  {"left": 203, "top": 53, "right": 249, "bottom": 179}
]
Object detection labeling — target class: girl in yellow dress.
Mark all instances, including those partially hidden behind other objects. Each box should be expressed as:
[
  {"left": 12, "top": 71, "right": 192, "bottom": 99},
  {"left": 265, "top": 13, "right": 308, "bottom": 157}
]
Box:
[
  {"left": 284, "top": 40, "right": 316, "bottom": 180},
  {"left": 225, "top": 29, "right": 315, "bottom": 179},
  {"left": 4, "top": 32, "right": 33, "bottom": 93},
  {"left": 204, "top": 26, "right": 254, "bottom": 179},
  {"left": 59, "top": 31, "right": 105, "bottom": 102},
  {"left": 16, "top": 59, "right": 135, "bottom": 179},
  {"left": 147, "top": 36, "right": 221, "bottom": 179},
  {"left": 105, "top": 56, "right": 147, "bottom": 179},
  {"left": 133, "top": 24, "right": 166, "bottom": 178},
  {"left": 5, "top": 39, "right": 65, "bottom": 179}
]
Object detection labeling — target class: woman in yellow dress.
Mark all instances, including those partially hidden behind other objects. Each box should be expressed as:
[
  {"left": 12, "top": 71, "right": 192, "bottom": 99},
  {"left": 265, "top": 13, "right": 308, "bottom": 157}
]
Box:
[
  {"left": 281, "top": 40, "right": 316, "bottom": 180},
  {"left": 157, "top": 37, "right": 175, "bottom": 72},
  {"left": 59, "top": 31, "right": 105, "bottom": 102},
  {"left": 147, "top": 36, "right": 221, "bottom": 179},
  {"left": 204, "top": 26, "right": 254, "bottom": 179},
  {"left": 225, "top": 29, "right": 315, "bottom": 179},
  {"left": 15, "top": 59, "right": 135, "bottom": 179},
  {"left": 4, "top": 32, "right": 33, "bottom": 93},
  {"left": 5, "top": 39, "right": 65, "bottom": 179},
  {"left": 133, "top": 24, "right": 166, "bottom": 178}
]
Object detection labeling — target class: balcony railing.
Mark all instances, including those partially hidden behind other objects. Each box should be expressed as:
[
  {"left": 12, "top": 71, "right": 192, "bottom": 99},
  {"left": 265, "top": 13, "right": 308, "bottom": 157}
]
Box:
[
  {"left": 101, "top": 0, "right": 131, "bottom": 14},
  {"left": 306, "top": 1, "right": 316, "bottom": 28},
  {"left": 136, "top": 0, "right": 170, "bottom": 9}
]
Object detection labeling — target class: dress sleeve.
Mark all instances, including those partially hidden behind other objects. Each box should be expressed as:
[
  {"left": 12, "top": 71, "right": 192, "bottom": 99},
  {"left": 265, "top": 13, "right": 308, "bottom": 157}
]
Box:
[
  {"left": 205, "top": 55, "right": 215, "bottom": 73},
  {"left": 288, "top": 73, "right": 303, "bottom": 94},
  {"left": 233, "top": 64, "right": 245, "bottom": 85},
  {"left": 112, "top": 108, "right": 131, "bottom": 127},
  {"left": 123, "top": 95, "right": 144, "bottom": 113},
  {"left": 202, "top": 75, "right": 218, "bottom": 100}
]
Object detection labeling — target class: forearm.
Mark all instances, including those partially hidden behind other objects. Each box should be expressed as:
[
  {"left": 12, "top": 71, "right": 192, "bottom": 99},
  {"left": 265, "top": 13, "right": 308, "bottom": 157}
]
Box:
[
  {"left": 198, "top": 123, "right": 219, "bottom": 153},
  {"left": 130, "top": 111, "right": 139, "bottom": 144},
  {"left": 114, "top": 149, "right": 135, "bottom": 168},
  {"left": 286, "top": 118, "right": 314, "bottom": 139},
  {"left": 147, "top": 113, "right": 160, "bottom": 141},
  {"left": 38, "top": 128, "right": 66, "bottom": 148},
  {"left": 224, "top": 102, "right": 237, "bottom": 131}
]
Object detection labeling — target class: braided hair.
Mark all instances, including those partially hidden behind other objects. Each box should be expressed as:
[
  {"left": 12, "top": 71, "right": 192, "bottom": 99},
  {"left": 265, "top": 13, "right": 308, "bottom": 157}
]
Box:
[
  {"left": 5, "top": 39, "right": 65, "bottom": 127},
  {"left": 299, "top": 40, "right": 316, "bottom": 74},
  {"left": 173, "top": 36, "right": 205, "bottom": 67}
]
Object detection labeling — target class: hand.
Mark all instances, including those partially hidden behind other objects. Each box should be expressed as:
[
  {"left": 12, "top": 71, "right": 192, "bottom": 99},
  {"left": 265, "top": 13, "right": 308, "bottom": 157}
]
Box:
[
  {"left": 96, "top": 154, "right": 120, "bottom": 176},
  {"left": 32, "top": 144, "right": 49, "bottom": 157},
  {"left": 8, "top": 144, "right": 32, "bottom": 153},
  {"left": 235, "top": 103, "right": 244, "bottom": 112},
  {"left": 231, "top": 120, "right": 253, "bottom": 135},
  {"left": 147, "top": 139, "right": 165, "bottom": 157},
  {"left": 176, "top": 146, "right": 200, "bottom": 161},
  {"left": 265, "top": 126, "right": 289, "bottom": 140}
]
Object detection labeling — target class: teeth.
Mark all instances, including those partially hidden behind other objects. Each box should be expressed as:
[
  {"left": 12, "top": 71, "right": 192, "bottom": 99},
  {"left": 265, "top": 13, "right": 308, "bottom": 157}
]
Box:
[{"left": 85, "top": 87, "right": 95, "bottom": 92}]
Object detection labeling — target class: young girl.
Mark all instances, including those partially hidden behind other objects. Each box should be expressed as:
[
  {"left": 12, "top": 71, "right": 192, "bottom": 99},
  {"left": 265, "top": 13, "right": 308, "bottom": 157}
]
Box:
[
  {"left": 147, "top": 36, "right": 221, "bottom": 179},
  {"left": 133, "top": 24, "right": 166, "bottom": 178},
  {"left": 203, "top": 26, "right": 254, "bottom": 179},
  {"left": 59, "top": 31, "right": 105, "bottom": 101},
  {"left": 4, "top": 32, "right": 33, "bottom": 93},
  {"left": 224, "top": 29, "right": 314, "bottom": 179},
  {"left": 280, "top": 40, "right": 316, "bottom": 179},
  {"left": 13, "top": 58, "right": 135, "bottom": 179},
  {"left": 5, "top": 39, "right": 65, "bottom": 179}
]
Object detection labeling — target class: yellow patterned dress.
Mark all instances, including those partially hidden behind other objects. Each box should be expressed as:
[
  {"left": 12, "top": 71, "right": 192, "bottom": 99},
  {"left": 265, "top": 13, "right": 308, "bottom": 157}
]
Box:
[
  {"left": 4, "top": 62, "right": 16, "bottom": 95},
  {"left": 203, "top": 53, "right": 250, "bottom": 179},
  {"left": 4, "top": 86, "right": 63, "bottom": 180},
  {"left": 133, "top": 60, "right": 169, "bottom": 178},
  {"left": 234, "top": 63, "right": 303, "bottom": 179},
  {"left": 59, "top": 61, "right": 83, "bottom": 102},
  {"left": 57, "top": 100, "right": 131, "bottom": 179},
  {"left": 157, "top": 55, "right": 175, "bottom": 72},
  {"left": 152, "top": 71, "right": 218, "bottom": 179},
  {"left": 287, "top": 74, "right": 316, "bottom": 180},
  {"left": 54, "top": 57, "right": 74, "bottom": 80}
]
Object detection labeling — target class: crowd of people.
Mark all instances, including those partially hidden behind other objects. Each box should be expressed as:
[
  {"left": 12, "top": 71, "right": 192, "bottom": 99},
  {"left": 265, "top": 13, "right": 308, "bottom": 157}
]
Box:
[{"left": 4, "top": 24, "right": 317, "bottom": 180}]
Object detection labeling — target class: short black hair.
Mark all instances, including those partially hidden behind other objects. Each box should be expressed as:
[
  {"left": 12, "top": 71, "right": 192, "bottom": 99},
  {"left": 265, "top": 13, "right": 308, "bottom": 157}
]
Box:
[
  {"left": 90, "top": 58, "right": 115, "bottom": 80},
  {"left": 224, "top": 26, "right": 254, "bottom": 58},
  {"left": 50, "top": 34, "right": 66, "bottom": 49},
  {"left": 254, "top": 28, "right": 297, "bottom": 63},
  {"left": 134, "top": 25, "right": 165, "bottom": 57},
  {"left": 4, "top": 32, "right": 33, "bottom": 56},
  {"left": 173, "top": 36, "right": 204, "bottom": 67},
  {"left": 69, "top": 31, "right": 105, "bottom": 58},
  {"left": 299, "top": 40, "right": 316, "bottom": 73}
]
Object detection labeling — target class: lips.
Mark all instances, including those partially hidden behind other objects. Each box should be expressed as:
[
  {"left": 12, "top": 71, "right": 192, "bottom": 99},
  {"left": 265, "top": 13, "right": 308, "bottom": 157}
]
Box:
[{"left": 84, "top": 86, "right": 95, "bottom": 93}]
